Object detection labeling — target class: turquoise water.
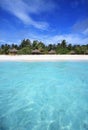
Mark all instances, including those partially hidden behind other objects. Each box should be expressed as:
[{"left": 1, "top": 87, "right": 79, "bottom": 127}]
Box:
[{"left": 0, "top": 61, "right": 88, "bottom": 130}]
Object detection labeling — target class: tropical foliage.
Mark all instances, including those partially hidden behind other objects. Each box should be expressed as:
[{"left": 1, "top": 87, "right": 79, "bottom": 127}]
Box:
[{"left": 0, "top": 39, "right": 88, "bottom": 54}]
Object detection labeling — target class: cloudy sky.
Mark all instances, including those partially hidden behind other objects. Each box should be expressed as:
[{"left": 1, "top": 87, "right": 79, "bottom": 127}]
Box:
[{"left": 0, "top": 0, "right": 88, "bottom": 45}]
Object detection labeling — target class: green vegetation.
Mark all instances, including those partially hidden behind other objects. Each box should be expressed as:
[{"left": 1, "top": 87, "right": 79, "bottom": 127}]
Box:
[{"left": 0, "top": 39, "right": 88, "bottom": 54}]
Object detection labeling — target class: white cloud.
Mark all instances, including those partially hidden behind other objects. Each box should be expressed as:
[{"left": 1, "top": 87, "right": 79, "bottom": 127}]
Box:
[
  {"left": 0, "top": 39, "right": 22, "bottom": 45},
  {"left": 42, "top": 34, "right": 88, "bottom": 44},
  {"left": 0, "top": 33, "right": 88, "bottom": 45},
  {"left": 83, "top": 28, "right": 88, "bottom": 35},
  {"left": 72, "top": 18, "right": 88, "bottom": 34},
  {"left": 0, "top": 0, "right": 55, "bottom": 30},
  {"left": 20, "top": 32, "right": 88, "bottom": 45},
  {"left": 0, "top": 40, "right": 6, "bottom": 44}
]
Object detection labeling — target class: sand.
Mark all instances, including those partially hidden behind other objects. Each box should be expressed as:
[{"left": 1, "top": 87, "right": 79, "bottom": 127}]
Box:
[{"left": 0, "top": 55, "right": 88, "bottom": 62}]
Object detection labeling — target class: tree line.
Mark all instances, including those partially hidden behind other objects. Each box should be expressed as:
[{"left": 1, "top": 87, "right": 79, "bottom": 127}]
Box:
[{"left": 0, "top": 39, "right": 88, "bottom": 54}]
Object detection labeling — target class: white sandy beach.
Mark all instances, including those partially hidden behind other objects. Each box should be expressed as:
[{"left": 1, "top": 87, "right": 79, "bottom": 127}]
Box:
[{"left": 0, "top": 55, "right": 88, "bottom": 61}]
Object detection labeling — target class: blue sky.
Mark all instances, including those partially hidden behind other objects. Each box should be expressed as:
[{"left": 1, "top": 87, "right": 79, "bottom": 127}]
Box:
[{"left": 0, "top": 0, "right": 88, "bottom": 45}]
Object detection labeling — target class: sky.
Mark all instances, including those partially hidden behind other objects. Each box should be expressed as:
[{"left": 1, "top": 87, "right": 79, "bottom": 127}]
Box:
[{"left": 0, "top": 0, "right": 88, "bottom": 45}]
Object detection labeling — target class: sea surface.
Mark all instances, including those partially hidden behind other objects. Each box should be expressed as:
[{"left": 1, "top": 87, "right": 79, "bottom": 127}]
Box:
[{"left": 0, "top": 61, "right": 88, "bottom": 130}]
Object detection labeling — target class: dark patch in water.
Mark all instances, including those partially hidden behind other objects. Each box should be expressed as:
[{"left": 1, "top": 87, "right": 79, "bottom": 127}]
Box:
[
  {"left": 0, "top": 117, "right": 8, "bottom": 130},
  {"left": 83, "top": 123, "right": 88, "bottom": 130}
]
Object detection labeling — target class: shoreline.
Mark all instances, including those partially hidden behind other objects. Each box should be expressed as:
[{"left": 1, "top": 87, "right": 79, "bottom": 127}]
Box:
[{"left": 0, "top": 55, "right": 88, "bottom": 62}]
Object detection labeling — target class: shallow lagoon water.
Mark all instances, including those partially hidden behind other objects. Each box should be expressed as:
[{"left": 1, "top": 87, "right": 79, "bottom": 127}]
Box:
[{"left": 0, "top": 61, "right": 88, "bottom": 130}]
